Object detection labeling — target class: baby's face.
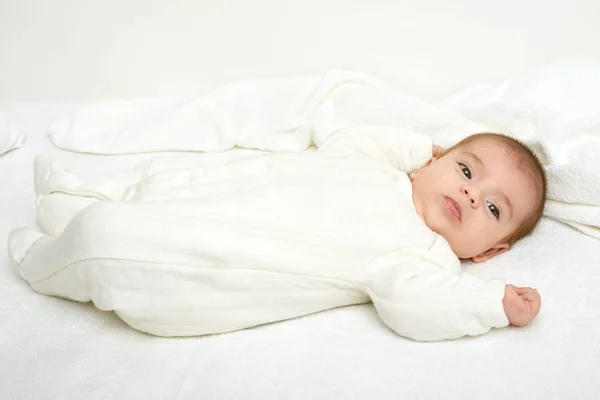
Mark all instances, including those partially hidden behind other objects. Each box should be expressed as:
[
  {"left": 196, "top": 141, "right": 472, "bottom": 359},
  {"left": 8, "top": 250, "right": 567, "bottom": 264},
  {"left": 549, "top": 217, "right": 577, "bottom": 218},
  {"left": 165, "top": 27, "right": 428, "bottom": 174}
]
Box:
[{"left": 411, "top": 138, "right": 539, "bottom": 261}]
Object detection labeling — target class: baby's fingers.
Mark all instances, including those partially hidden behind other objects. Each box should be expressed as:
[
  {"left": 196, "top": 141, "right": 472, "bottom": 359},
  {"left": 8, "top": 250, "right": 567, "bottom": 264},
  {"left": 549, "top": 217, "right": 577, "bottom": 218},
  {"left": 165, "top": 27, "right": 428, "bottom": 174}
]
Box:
[
  {"left": 520, "top": 289, "right": 541, "bottom": 318},
  {"left": 515, "top": 287, "right": 539, "bottom": 298},
  {"left": 514, "top": 287, "right": 541, "bottom": 316},
  {"left": 529, "top": 291, "right": 542, "bottom": 316}
]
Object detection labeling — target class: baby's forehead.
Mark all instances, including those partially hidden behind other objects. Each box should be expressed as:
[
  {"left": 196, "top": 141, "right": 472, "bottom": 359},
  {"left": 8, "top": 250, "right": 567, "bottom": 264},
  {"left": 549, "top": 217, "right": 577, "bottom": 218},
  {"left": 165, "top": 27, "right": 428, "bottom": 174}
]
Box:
[
  {"left": 459, "top": 137, "right": 520, "bottom": 161},
  {"left": 464, "top": 137, "right": 528, "bottom": 167},
  {"left": 460, "top": 136, "right": 508, "bottom": 151},
  {"left": 460, "top": 137, "right": 543, "bottom": 194}
]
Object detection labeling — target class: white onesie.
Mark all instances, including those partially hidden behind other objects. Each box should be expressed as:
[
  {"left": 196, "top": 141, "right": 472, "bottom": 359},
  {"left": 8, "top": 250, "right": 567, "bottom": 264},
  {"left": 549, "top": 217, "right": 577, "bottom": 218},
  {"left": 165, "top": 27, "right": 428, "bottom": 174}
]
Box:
[{"left": 9, "top": 126, "right": 509, "bottom": 341}]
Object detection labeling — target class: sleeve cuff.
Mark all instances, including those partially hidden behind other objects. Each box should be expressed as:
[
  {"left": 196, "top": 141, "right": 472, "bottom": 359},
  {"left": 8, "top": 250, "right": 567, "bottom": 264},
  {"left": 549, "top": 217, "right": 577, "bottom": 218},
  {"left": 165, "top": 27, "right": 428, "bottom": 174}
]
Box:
[{"left": 485, "top": 279, "right": 510, "bottom": 328}]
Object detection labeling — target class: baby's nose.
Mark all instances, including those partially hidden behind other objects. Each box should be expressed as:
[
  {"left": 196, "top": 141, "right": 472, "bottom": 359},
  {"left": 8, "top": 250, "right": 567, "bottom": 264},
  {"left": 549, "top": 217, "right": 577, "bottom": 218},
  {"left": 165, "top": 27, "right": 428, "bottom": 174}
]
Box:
[{"left": 462, "top": 187, "right": 479, "bottom": 207}]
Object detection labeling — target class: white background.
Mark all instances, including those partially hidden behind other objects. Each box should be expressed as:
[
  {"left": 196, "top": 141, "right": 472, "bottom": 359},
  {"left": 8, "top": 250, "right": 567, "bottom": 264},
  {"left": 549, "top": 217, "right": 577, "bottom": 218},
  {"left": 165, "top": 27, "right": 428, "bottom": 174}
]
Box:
[{"left": 1, "top": 0, "right": 599, "bottom": 101}]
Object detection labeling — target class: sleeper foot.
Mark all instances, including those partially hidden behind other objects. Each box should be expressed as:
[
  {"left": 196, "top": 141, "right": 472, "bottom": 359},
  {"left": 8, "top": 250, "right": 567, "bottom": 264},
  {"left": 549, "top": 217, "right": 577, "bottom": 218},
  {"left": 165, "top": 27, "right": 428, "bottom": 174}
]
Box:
[
  {"left": 7, "top": 227, "right": 47, "bottom": 277},
  {"left": 34, "top": 155, "right": 78, "bottom": 198}
]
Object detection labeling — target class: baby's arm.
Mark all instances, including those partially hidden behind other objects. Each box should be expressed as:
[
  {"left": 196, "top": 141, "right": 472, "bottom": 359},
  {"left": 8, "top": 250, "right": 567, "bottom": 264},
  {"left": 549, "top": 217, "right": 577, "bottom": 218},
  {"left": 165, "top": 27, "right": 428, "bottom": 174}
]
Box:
[
  {"left": 366, "top": 255, "right": 541, "bottom": 341},
  {"left": 318, "top": 125, "right": 436, "bottom": 173}
]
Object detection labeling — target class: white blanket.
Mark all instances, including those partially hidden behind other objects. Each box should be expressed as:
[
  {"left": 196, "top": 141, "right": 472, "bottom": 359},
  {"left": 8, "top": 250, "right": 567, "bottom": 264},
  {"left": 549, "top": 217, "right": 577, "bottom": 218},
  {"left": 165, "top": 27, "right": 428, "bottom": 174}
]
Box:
[
  {"left": 47, "top": 62, "right": 600, "bottom": 239},
  {"left": 3, "top": 100, "right": 600, "bottom": 399}
]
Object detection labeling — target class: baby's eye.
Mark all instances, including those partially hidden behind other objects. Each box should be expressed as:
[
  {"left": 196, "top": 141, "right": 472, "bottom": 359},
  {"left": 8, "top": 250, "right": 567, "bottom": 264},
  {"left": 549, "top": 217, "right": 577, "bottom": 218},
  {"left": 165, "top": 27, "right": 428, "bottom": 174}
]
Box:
[
  {"left": 458, "top": 163, "right": 471, "bottom": 179},
  {"left": 487, "top": 202, "right": 500, "bottom": 220}
]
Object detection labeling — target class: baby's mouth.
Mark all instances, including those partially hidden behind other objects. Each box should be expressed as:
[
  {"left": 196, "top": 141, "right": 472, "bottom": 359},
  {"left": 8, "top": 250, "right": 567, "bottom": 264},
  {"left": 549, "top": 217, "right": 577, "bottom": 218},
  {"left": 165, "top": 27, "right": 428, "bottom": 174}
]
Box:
[{"left": 445, "top": 197, "right": 462, "bottom": 221}]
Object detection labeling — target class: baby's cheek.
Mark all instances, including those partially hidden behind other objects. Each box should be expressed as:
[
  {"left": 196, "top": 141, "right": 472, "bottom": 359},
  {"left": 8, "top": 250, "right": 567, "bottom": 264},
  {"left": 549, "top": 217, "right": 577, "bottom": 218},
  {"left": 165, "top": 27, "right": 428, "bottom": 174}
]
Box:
[{"left": 454, "top": 226, "right": 489, "bottom": 256}]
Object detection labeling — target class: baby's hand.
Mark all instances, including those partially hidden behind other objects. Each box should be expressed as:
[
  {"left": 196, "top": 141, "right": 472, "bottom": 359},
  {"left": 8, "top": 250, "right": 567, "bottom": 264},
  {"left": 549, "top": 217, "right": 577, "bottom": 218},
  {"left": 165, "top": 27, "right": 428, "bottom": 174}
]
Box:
[
  {"left": 503, "top": 285, "right": 542, "bottom": 327},
  {"left": 409, "top": 145, "right": 445, "bottom": 181}
]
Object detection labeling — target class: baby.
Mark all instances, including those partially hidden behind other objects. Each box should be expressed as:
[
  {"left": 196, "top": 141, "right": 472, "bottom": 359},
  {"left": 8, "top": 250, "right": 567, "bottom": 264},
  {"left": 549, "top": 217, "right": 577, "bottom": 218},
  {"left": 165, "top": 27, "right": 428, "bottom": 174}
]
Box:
[
  {"left": 411, "top": 133, "right": 544, "bottom": 329},
  {"left": 8, "top": 125, "right": 544, "bottom": 341}
]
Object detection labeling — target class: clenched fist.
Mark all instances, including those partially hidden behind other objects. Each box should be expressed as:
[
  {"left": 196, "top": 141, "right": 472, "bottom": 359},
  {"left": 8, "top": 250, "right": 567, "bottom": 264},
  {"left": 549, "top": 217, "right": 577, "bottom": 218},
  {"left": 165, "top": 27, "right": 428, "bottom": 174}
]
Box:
[
  {"left": 503, "top": 285, "right": 542, "bottom": 327},
  {"left": 432, "top": 144, "right": 444, "bottom": 158},
  {"left": 409, "top": 144, "right": 445, "bottom": 181}
]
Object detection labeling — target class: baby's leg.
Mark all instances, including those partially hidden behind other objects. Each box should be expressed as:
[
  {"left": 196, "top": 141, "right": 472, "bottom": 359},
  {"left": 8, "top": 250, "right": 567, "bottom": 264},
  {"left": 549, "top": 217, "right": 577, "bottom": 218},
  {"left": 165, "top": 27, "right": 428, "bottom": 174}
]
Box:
[
  {"left": 9, "top": 201, "right": 364, "bottom": 337},
  {"left": 35, "top": 155, "right": 204, "bottom": 236}
]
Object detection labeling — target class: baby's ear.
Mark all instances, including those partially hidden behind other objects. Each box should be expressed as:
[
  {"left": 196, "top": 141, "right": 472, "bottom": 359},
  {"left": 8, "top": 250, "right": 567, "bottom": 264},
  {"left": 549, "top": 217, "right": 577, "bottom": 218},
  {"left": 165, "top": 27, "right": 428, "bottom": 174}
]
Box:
[
  {"left": 409, "top": 157, "right": 436, "bottom": 181},
  {"left": 471, "top": 242, "right": 510, "bottom": 263}
]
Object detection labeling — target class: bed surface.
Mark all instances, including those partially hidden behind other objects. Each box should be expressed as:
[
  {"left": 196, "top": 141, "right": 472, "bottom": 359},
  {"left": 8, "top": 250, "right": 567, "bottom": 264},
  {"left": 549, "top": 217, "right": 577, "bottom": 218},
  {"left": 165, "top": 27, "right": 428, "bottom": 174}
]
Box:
[{"left": 1, "top": 101, "right": 600, "bottom": 399}]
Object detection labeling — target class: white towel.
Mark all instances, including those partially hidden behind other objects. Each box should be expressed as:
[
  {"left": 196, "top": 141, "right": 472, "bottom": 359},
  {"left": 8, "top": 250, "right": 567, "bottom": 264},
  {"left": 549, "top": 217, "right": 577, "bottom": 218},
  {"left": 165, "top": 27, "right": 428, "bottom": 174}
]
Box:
[
  {"left": 439, "top": 60, "right": 600, "bottom": 239},
  {"left": 47, "top": 63, "right": 600, "bottom": 239}
]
